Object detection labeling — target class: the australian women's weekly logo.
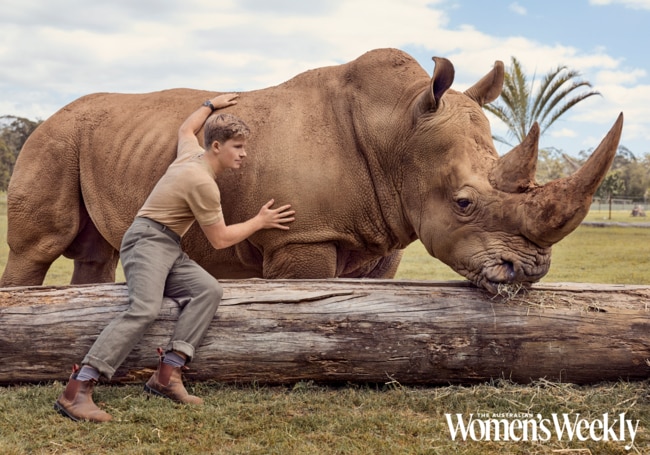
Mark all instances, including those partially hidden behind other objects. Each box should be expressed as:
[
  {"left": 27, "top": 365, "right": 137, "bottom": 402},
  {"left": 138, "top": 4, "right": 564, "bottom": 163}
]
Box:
[{"left": 445, "top": 412, "right": 640, "bottom": 451}]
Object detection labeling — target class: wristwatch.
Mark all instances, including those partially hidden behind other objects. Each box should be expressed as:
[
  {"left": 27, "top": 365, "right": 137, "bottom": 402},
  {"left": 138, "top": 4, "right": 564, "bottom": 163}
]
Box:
[{"left": 202, "top": 100, "right": 216, "bottom": 112}]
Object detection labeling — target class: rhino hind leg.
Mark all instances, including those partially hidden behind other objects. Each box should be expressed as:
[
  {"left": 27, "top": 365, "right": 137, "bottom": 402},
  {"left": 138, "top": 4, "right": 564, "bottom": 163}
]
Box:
[
  {"left": 1, "top": 196, "right": 79, "bottom": 287},
  {"left": 0, "top": 250, "right": 54, "bottom": 287},
  {"left": 63, "top": 206, "right": 119, "bottom": 285}
]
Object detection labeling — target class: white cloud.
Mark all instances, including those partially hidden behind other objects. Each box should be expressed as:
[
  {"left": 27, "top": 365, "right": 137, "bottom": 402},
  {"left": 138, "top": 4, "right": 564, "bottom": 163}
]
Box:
[
  {"left": 590, "top": 0, "right": 650, "bottom": 9},
  {"left": 596, "top": 69, "right": 647, "bottom": 85},
  {"left": 549, "top": 128, "right": 579, "bottom": 139},
  {"left": 509, "top": 2, "right": 527, "bottom": 15},
  {"left": 0, "top": 0, "right": 648, "bottom": 156}
]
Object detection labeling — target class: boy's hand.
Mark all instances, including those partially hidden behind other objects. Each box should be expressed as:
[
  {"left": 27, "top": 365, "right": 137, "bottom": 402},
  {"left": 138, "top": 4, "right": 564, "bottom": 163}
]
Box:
[
  {"left": 210, "top": 93, "right": 239, "bottom": 110},
  {"left": 258, "top": 199, "right": 295, "bottom": 230}
]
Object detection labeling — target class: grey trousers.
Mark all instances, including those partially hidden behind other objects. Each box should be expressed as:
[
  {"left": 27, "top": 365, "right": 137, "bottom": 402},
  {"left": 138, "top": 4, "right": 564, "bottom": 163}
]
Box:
[{"left": 83, "top": 217, "right": 223, "bottom": 379}]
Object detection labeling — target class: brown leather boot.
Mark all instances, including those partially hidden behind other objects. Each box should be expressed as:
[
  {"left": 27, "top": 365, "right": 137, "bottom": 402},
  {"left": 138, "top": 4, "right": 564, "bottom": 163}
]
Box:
[
  {"left": 54, "top": 365, "right": 112, "bottom": 422},
  {"left": 144, "top": 349, "right": 203, "bottom": 405}
]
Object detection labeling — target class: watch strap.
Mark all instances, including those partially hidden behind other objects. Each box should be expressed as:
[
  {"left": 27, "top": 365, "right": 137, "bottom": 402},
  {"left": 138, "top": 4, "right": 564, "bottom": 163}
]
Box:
[{"left": 202, "top": 100, "right": 216, "bottom": 112}]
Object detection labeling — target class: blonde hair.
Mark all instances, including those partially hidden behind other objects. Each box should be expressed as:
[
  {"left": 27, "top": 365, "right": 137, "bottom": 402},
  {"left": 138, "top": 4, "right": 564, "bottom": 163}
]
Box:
[{"left": 204, "top": 113, "right": 250, "bottom": 148}]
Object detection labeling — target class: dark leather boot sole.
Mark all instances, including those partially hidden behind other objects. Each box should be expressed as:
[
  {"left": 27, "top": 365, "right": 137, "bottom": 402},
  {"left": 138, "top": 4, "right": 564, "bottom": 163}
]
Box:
[
  {"left": 144, "top": 383, "right": 173, "bottom": 401},
  {"left": 54, "top": 401, "right": 80, "bottom": 422}
]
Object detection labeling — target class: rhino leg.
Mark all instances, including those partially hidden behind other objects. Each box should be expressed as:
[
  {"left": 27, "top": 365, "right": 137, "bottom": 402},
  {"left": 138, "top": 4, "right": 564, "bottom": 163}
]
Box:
[
  {"left": 1, "top": 189, "right": 80, "bottom": 287},
  {"left": 341, "top": 249, "right": 405, "bottom": 279},
  {"left": 63, "top": 206, "right": 119, "bottom": 285},
  {"left": 0, "top": 250, "right": 53, "bottom": 287},
  {"left": 263, "top": 243, "right": 338, "bottom": 278},
  {"left": 0, "top": 194, "right": 118, "bottom": 287},
  {"left": 1, "top": 216, "right": 76, "bottom": 288}
]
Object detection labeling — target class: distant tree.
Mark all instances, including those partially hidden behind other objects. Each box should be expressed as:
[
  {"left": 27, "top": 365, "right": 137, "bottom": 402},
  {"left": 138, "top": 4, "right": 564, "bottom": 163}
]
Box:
[
  {"left": 0, "top": 139, "right": 14, "bottom": 191},
  {"left": 485, "top": 57, "right": 601, "bottom": 147},
  {"left": 584, "top": 146, "right": 650, "bottom": 202},
  {"left": 535, "top": 147, "right": 580, "bottom": 184},
  {"left": 595, "top": 171, "right": 626, "bottom": 219},
  {"left": 0, "top": 115, "right": 42, "bottom": 190}
]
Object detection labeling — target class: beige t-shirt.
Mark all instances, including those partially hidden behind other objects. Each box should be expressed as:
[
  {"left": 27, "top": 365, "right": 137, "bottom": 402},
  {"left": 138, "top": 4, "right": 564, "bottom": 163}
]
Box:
[{"left": 137, "top": 140, "right": 223, "bottom": 237}]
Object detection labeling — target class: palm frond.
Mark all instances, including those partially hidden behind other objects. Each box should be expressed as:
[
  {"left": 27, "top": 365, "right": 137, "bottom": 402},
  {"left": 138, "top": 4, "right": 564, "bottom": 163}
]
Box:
[{"left": 484, "top": 57, "right": 600, "bottom": 148}]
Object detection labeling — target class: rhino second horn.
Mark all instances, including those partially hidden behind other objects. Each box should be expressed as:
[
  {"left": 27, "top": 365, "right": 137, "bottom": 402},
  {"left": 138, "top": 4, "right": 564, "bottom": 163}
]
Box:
[
  {"left": 522, "top": 113, "right": 624, "bottom": 247},
  {"left": 490, "top": 123, "right": 540, "bottom": 193}
]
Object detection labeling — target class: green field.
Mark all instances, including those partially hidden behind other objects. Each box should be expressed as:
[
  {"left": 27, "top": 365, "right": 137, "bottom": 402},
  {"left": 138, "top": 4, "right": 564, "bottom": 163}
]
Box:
[{"left": 1, "top": 198, "right": 649, "bottom": 454}]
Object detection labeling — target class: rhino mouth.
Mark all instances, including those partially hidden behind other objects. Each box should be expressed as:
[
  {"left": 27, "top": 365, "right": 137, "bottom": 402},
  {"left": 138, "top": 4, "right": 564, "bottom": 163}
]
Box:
[
  {"left": 475, "top": 273, "right": 534, "bottom": 295},
  {"left": 455, "top": 250, "right": 551, "bottom": 295}
]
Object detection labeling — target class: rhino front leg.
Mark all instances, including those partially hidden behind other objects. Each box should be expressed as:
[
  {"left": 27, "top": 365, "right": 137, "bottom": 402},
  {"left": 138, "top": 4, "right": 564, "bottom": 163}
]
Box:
[
  {"left": 263, "top": 243, "right": 338, "bottom": 278},
  {"left": 341, "top": 249, "right": 405, "bottom": 279}
]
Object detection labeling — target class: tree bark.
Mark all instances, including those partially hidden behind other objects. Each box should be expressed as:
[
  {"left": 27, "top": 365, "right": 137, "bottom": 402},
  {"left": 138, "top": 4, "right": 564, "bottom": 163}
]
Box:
[{"left": 1, "top": 279, "right": 648, "bottom": 385}]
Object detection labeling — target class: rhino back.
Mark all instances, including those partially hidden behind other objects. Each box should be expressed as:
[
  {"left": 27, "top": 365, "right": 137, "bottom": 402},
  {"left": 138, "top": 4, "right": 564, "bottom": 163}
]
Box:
[
  {"left": 13, "top": 48, "right": 430, "bottom": 278},
  {"left": 224, "top": 50, "right": 427, "bottom": 243},
  {"left": 202, "top": 49, "right": 430, "bottom": 276}
]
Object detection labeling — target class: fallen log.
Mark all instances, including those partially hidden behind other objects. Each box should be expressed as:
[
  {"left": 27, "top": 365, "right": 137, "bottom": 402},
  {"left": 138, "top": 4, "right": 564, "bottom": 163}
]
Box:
[{"left": 0, "top": 279, "right": 649, "bottom": 385}]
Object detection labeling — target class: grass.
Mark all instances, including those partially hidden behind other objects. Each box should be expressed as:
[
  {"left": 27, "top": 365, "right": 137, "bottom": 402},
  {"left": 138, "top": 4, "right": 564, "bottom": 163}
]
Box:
[
  {"left": 1, "top": 380, "right": 648, "bottom": 454},
  {"left": 1, "top": 195, "right": 649, "bottom": 454},
  {"left": 399, "top": 225, "right": 650, "bottom": 284}
]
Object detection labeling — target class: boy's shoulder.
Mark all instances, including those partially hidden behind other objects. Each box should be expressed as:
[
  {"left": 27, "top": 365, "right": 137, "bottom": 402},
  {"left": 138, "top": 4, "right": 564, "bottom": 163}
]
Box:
[{"left": 177, "top": 137, "right": 205, "bottom": 160}]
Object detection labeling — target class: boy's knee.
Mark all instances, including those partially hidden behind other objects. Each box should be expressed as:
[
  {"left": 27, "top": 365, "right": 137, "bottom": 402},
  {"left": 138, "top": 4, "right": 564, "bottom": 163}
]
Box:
[
  {"left": 125, "top": 305, "right": 161, "bottom": 325},
  {"left": 197, "top": 275, "right": 223, "bottom": 303},
  {"left": 210, "top": 280, "right": 224, "bottom": 302}
]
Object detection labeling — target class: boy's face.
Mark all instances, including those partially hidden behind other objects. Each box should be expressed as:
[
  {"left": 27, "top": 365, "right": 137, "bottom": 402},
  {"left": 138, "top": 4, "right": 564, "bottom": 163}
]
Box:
[{"left": 216, "top": 137, "right": 247, "bottom": 170}]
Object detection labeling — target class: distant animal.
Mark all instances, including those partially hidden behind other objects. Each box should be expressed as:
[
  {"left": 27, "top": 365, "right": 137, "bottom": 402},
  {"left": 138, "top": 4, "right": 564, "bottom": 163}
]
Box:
[
  {"left": 631, "top": 205, "right": 646, "bottom": 217},
  {"left": 1, "top": 48, "right": 622, "bottom": 293}
]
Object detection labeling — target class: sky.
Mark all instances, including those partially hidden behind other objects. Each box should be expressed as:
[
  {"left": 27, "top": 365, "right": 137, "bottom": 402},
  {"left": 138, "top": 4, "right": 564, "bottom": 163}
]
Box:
[{"left": 1, "top": 0, "right": 649, "bottom": 158}]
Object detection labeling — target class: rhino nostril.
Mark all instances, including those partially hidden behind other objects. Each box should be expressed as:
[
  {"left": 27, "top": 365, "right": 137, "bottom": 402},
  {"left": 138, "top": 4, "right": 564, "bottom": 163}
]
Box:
[
  {"left": 503, "top": 261, "right": 516, "bottom": 281},
  {"left": 484, "top": 261, "right": 518, "bottom": 284}
]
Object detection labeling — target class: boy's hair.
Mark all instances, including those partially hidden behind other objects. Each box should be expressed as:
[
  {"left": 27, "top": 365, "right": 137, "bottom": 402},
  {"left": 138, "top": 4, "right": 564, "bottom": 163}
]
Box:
[{"left": 204, "top": 113, "right": 250, "bottom": 148}]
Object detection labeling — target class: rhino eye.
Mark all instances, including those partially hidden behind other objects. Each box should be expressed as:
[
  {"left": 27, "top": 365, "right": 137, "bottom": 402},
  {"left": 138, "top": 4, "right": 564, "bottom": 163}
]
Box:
[{"left": 456, "top": 198, "right": 472, "bottom": 210}]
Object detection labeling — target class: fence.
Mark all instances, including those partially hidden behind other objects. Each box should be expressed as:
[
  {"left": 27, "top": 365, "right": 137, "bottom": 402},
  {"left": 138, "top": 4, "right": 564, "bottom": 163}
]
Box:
[{"left": 590, "top": 198, "right": 646, "bottom": 214}]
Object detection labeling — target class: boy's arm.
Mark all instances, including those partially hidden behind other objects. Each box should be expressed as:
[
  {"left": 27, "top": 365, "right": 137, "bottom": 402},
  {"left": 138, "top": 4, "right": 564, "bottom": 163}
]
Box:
[
  {"left": 177, "top": 93, "right": 240, "bottom": 153},
  {"left": 200, "top": 199, "right": 295, "bottom": 250}
]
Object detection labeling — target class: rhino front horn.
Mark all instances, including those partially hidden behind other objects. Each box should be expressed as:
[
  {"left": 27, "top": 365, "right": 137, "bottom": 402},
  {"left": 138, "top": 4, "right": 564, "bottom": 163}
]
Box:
[{"left": 522, "top": 113, "right": 624, "bottom": 247}]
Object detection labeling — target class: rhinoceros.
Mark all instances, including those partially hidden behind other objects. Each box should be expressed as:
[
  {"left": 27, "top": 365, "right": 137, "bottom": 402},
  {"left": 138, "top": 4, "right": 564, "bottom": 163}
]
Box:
[{"left": 1, "top": 48, "right": 622, "bottom": 293}]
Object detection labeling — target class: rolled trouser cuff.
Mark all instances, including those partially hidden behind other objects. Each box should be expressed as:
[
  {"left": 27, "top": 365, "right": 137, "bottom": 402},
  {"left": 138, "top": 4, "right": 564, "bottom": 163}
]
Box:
[
  {"left": 82, "top": 355, "right": 117, "bottom": 380},
  {"left": 166, "top": 340, "right": 195, "bottom": 363}
]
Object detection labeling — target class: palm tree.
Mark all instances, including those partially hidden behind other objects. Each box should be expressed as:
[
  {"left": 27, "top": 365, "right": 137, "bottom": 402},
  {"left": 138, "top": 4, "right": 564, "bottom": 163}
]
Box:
[{"left": 485, "top": 57, "right": 601, "bottom": 147}]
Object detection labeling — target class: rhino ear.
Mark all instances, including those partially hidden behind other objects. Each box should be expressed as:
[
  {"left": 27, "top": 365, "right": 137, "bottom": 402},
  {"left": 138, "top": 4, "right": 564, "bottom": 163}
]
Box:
[
  {"left": 464, "top": 60, "right": 504, "bottom": 106},
  {"left": 415, "top": 57, "right": 455, "bottom": 115}
]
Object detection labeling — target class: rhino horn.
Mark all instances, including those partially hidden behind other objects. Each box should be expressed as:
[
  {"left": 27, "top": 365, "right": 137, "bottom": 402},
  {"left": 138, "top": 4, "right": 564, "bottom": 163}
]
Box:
[
  {"left": 464, "top": 60, "right": 504, "bottom": 105},
  {"left": 490, "top": 123, "right": 540, "bottom": 193},
  {"left": 522, "top": 113, "right": 624, "bottom": 247}
]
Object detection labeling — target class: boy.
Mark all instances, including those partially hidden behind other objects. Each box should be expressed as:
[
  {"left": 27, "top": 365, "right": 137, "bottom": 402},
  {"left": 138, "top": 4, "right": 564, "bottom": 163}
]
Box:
[{"left": 54, "top": 93, "right": 295, "bottom": 422}]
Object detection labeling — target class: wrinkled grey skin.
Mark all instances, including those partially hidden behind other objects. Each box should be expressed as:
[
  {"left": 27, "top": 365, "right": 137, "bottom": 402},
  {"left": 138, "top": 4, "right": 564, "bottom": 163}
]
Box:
[{"left": 0, "top": 48, "right": 622, "bottom": 293}]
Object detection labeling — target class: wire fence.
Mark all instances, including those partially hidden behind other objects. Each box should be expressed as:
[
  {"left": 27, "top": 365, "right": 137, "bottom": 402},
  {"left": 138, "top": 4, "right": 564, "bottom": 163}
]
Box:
[{"left": 590, "top": 198, "right": 647, "bottom": 218}]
